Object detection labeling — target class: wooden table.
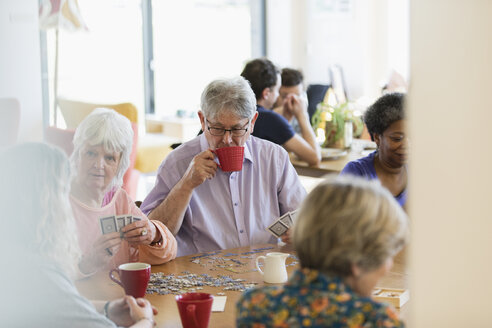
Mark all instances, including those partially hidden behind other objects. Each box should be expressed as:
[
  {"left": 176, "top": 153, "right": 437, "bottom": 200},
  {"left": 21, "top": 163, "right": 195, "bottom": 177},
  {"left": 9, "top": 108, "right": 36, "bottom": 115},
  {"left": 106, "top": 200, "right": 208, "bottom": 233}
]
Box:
[
  {"left": 76, "top": 244, "right": 408, "bottom": 327},
  {"left": 290, "top": 139, "right": 376, "bottom": 177}
]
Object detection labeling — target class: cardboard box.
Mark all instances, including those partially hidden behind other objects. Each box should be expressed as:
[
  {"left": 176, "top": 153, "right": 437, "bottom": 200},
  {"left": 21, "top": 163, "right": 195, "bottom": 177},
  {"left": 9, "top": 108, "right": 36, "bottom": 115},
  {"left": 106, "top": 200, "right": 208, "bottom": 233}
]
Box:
[{"left": 372, "top": 288, "right": 409, "bottom": 308}]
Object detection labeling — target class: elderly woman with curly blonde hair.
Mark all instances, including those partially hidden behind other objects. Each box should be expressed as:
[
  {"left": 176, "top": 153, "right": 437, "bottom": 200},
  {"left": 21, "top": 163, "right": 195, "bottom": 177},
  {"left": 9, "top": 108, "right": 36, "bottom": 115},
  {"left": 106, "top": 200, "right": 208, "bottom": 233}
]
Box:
[
  {"left": 70, "top": 108, "right": 176, "bottom": 276},
  {"left": 237, "top": 175, "right": 409, "bottom": 327},
  {"left": 1, "top": 143, "right": 158, "bottom": 327}
]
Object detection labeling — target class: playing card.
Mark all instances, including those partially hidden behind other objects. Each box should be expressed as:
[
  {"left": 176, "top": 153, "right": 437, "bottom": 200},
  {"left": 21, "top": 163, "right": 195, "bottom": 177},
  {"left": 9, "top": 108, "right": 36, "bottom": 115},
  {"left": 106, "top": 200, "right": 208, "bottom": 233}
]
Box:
[
  {"left": 289, "top": 209, "right": 299, "bottom": 224},
  {"left": 116, "top": 215, "right": 126, "bottom": 232},
  {"left": 267, "top": 220, "right": 289, "bottom": 238},
  {"left": 125, "top": 215, "right": 132, "bottom": 226},
  {"left": 278, "top": 212, "right": 293, "bottom": 228},
  {"left": 132, "top": 216, "right": 142, "bottom": 222},
  {"left": 212, "top": 296, "right": 227, "bottom": 312},
  {"left": 100, "top": 216, "right": 117, "bottom": 234}
]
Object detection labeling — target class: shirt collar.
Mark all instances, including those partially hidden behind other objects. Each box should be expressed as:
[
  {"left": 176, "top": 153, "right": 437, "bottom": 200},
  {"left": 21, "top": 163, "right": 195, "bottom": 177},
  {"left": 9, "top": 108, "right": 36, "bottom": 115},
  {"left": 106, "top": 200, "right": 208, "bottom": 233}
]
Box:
[{"left": 199, "top": 134, "right": 254, "bottom": 164}]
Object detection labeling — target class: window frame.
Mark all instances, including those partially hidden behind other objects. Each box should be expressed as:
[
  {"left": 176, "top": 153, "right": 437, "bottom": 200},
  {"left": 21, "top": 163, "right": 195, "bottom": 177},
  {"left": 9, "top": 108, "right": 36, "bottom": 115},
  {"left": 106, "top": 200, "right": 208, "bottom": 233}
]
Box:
[{"left": 40, "top": 0, "right": 266, "bottom": 120}]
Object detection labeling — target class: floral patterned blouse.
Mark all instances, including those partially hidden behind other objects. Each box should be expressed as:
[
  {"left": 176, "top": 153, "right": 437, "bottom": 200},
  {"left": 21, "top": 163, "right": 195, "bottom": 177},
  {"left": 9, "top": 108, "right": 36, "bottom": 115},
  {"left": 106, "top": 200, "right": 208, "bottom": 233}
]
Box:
[{"left": 236, "top": 268, "right": 404, "bottom": 328}]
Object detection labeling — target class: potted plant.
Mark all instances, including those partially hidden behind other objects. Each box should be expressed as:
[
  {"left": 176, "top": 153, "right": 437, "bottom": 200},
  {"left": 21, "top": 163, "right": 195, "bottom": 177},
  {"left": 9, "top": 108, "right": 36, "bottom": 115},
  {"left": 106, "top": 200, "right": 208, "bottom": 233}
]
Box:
[{"left": 311, "top": 101, "right": 363, "bottom": 149}]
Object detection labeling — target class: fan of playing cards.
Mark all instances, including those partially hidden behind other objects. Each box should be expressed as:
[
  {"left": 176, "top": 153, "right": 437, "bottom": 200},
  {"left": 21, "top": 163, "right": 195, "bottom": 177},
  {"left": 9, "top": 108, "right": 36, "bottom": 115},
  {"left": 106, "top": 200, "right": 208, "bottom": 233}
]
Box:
[
  {"left": 266, "top": 209, "right": 299, "bottom": 238},
  {"left": 100, "top": 215, "right": 142, "bottom": 235}
]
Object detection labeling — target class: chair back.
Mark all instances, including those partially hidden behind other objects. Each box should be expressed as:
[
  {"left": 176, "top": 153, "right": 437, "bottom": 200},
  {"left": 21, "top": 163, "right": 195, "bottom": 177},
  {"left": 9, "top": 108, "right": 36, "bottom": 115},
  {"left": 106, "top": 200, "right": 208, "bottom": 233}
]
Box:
[
  {"left": 0, "top": 98, "right": 21, "bottom": 147},
  {"left": 58, "top": 98, "right": 138, "bottom": 128},
  {"left": 44, "top": 126, "right": 75, "bottom": 156},
  {"left": 306, "top": 84, "right": 330, "bottom": 123},
  {"left": 329, "top": 64, "right": 348, "bottom": 104}
]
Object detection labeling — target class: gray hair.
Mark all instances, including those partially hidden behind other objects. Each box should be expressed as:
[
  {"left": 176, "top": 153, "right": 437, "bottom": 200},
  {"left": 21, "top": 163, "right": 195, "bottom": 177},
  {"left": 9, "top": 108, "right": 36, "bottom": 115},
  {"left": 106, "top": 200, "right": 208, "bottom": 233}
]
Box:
[
  {"left": 71, "top": 108, "right": 133, "bottom": 190},
  {"left": 293, "top": 175, "right": 409, "bottom": 277},
  {"left": 200, "top": 76, "right": 257, "bottom": 121},
  {"left": 0, "top": 143, "right": 81, "bottom": 276}
]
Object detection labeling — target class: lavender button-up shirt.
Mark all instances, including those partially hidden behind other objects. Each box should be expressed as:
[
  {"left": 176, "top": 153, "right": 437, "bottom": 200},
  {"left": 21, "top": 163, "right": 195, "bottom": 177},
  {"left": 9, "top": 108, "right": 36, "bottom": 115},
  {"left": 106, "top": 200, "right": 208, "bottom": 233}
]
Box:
[{"left": 141, "top": 134, "right": 306, "bottom": 256}]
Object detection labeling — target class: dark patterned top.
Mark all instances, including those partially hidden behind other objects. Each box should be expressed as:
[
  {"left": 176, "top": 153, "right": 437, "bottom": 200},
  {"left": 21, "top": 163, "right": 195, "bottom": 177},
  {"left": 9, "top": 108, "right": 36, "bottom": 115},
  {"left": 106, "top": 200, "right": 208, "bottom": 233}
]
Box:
[{"left": 236, "top": 268, "right": 404, "bottom": 328}]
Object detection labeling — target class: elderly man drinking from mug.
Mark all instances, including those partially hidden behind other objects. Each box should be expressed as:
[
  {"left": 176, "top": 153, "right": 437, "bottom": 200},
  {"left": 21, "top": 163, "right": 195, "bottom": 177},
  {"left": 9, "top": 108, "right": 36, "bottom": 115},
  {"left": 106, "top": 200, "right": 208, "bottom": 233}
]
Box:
[{"left": 141, "top": 76, "right": 306, "bottom": 256}]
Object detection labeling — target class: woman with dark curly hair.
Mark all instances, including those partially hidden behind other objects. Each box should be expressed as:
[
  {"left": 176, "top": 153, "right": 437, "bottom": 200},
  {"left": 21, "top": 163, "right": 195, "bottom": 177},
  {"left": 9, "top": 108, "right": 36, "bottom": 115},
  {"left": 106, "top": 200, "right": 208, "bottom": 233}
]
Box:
[{"left": 341, "top": 93, "right": 408, "bottom": 208}]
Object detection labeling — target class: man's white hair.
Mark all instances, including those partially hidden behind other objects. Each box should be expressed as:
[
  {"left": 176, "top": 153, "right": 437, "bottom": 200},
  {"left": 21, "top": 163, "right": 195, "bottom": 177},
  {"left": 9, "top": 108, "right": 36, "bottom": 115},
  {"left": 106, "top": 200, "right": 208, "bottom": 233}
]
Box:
[{"left": 200, "top": 76, "right": 257, "bottom": 120}]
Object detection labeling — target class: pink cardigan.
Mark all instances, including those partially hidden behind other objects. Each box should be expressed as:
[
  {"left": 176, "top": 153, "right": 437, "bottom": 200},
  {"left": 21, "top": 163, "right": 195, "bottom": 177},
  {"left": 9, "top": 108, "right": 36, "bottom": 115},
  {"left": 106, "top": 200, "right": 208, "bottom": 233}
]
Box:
[{"left": 70, "top": 187, "right": 177, "bottom": 277}]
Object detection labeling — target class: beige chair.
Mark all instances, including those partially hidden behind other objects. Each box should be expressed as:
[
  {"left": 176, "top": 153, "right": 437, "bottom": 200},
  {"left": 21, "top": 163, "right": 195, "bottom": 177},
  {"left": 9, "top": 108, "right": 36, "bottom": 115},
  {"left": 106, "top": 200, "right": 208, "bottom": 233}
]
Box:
[
  {"left": 58, "top": 98, "right": 138, "bottom": 128},
  {"left": 45, "top": 126, "right": 75, "bottom": 155}
]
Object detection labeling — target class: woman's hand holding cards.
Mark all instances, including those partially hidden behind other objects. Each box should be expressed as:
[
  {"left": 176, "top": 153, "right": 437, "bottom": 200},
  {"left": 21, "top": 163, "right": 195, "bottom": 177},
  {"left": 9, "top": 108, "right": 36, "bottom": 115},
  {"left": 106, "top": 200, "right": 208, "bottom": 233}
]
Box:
[
  {"left": 121, "top": 220, "right": 159, "bottom": 246},
  {"left": 99, "top": 214, "right": 161, "bottom": 247}
]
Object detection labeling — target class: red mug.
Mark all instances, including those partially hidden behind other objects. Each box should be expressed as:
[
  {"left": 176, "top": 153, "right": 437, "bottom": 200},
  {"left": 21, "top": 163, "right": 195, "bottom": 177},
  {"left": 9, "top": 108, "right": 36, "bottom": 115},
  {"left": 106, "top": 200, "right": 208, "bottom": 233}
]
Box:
[
  {"left": 109, "top": 262, "right": 151, "bottom": 298},
  {"left": 213, "top": 146, "right": 244, "bottom": 172},
  {"left": 175, "top": 293, "right": 213, "bottom": 328}
]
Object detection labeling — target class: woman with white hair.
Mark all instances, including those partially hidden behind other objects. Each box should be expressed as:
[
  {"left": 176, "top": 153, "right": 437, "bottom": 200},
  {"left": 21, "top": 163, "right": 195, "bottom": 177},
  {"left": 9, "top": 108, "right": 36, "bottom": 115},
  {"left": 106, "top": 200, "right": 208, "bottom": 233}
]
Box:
[
  {"left": 70, "top": 108, "right": 176, "bottom": 276},
  {"left": 237, "top": 175, "right": 409, "bottom": 327},
  {"left": 0, "top": 142, "right": 157, "bottom": 327}
]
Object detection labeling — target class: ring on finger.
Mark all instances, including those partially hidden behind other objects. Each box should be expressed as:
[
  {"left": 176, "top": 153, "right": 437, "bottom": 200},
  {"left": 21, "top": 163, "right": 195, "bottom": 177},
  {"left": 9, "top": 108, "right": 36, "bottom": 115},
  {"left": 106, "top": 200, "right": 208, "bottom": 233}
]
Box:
[{"left": 141, "top": 228, "right": 148, "bottom": 236}]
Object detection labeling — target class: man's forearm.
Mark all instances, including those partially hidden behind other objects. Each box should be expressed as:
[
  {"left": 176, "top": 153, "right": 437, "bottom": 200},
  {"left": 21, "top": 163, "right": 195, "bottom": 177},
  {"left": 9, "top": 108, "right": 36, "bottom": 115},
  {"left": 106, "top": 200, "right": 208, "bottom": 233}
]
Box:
[
  {"left": 148, "top": 179, "right": 194, "bottom": 236},
  {"left": 297, "top": 113, "right": 321, "bottom": 156}
]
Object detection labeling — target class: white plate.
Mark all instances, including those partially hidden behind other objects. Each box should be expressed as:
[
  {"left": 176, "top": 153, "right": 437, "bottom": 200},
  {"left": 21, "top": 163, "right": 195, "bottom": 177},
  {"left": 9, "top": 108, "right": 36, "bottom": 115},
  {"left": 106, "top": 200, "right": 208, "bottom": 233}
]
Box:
[
  {"left": 320, "top": 148, "right": 348, "bottom": 160},
  {"left": 363, "top": 141, "right": 377, "bottom": 150},
  {"left": 352, "top": 139, "right": 377, "bottom": 150}
]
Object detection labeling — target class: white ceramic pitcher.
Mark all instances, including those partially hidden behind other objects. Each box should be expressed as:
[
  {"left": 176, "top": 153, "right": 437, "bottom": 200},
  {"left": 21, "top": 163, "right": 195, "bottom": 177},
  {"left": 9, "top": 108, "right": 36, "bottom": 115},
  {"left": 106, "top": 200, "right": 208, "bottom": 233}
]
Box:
[{"left": 255, "top": 252, "right": 289, "bottom": 283}]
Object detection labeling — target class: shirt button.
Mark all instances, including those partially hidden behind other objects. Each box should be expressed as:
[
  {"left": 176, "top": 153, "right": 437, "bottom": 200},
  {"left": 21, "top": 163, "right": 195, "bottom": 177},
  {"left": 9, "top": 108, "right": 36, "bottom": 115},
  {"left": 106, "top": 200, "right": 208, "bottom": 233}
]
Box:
[
  {"left": 234, "top": 203, "right": 238, "bottom": 206},
  {"left": 240, "top": 230, "right": 244, "bottom": 233}
]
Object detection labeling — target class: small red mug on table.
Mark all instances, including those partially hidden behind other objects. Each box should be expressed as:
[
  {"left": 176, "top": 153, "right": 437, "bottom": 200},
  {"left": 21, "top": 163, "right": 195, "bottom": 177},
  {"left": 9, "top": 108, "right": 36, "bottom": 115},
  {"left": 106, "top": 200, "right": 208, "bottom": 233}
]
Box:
[
  {"left": 109, "top": 262, "right": 151, "bottom": 298},
  {"left": 175, "top": 292, "right": 213, "bottom": 328}
]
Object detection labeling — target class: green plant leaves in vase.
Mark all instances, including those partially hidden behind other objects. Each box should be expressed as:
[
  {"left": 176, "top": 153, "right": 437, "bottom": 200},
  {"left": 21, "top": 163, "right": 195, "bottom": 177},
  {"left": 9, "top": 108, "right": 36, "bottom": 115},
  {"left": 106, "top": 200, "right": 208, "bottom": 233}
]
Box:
[{"left": 312, "top": 102, "right": 363, "bottom": 148}]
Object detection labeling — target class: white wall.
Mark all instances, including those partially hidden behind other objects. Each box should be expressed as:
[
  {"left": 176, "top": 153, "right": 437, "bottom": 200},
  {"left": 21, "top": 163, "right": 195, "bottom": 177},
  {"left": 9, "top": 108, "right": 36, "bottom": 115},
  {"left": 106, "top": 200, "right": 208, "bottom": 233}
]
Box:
[
  {"left": 409, "top": 0, "right": 492, "bottom": 326},
  {"left": 0, "top": 0, "right": 43, "bottom": 142},
  {"left": 387, "top": 0, "right": 410, "bottom": 81},
  {"left": 267, "top": 0, "right": 409, "bottom": 102},
  {"left": 266, "top": 0, "right": 293, "bottom": 66}
]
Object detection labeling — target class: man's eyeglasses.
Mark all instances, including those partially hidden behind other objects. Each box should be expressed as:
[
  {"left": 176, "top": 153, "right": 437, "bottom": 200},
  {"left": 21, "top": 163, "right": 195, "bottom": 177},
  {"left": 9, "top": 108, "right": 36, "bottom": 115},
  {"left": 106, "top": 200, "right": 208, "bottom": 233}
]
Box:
[{"left": 206, "top": 119, "right": 250, "bottom": 137}]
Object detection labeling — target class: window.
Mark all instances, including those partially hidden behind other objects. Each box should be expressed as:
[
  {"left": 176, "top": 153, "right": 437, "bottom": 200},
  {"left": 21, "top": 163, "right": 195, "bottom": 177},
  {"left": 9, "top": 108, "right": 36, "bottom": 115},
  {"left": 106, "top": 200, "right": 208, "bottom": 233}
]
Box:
[
  {"left": 151, "top": 0, "right": 260, "bottom": 117},
  {"left": 43, "top": 0, "right": 264, "bottom": 126},
  {"left": 45, "top": 0, "right": 145, "bottom": 126}
]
